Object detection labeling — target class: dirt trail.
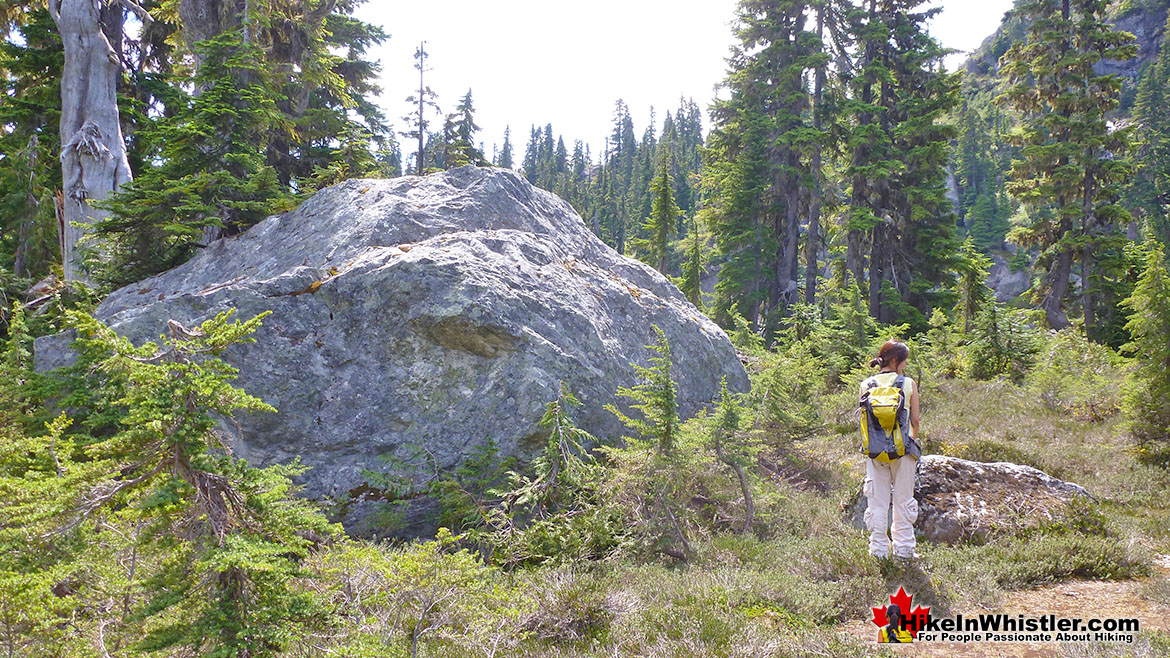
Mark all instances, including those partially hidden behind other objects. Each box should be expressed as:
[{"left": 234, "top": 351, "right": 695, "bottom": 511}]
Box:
[{"left": 838, "top": 557, "right": 1170, "bottom": 657}]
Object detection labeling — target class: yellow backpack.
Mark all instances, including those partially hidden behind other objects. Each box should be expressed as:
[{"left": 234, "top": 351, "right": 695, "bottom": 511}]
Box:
[{"left": 859, "top": 373, "right": 918, "bottom": 462}]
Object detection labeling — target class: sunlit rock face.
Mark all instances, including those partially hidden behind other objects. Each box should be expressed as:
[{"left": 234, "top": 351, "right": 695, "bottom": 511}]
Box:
[{"left": 36, "top": 166, "right": 748, "bottom": 535}]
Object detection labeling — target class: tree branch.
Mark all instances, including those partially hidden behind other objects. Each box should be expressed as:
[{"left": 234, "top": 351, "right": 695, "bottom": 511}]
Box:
[{"left": 116, "top": 0, "right": 153, "bottom": 26}]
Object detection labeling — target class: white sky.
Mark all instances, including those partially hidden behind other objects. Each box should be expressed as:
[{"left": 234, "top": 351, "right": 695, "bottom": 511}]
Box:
[{"left": 354, "top": 0, "right": 1017, "bottom": 162}]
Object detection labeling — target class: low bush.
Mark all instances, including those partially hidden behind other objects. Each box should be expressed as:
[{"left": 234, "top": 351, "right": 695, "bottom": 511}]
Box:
[
  {"left": 965, "top": 304, "right": 1043, "bottom": 382},
  {"left": 936, "top": 437, "right": 1049, "bottom": 471},
  {"left": 1027, "top": 328, "right": 1124, "bottom": 421}
]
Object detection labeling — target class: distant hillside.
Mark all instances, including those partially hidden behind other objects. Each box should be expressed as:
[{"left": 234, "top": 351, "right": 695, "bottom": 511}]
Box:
[{"left": 964, "top": 0, "right": 1169, "bottom": 110}]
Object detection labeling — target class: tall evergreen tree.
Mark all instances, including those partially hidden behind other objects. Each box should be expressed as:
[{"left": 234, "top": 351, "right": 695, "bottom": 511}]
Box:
[
  {"left": 705, "top": 0, "right": 820, "bottom": 334},
  {"left": 88, "top": 0, "right": 387, "bottom": 283},
  {"left": 843, "top": 0, "right": 960, "bottom": 328},
  {"left": 97, "top": 31, "right": 294, "bottom": 285},
  {"left": 954, "top": 236, "right": 993, "bottom": 332},
  {"left": 633, "top": 152, "right": 680, "bottom": 274},
  {"left": 0, "top": 7, "right": 62, "bottom": 281},
  {"left": 676, "top": 216, "right": 708, "bottom": 308},
  {"left": 1130, "top": 11, "right": 1170, "bottom": 247},
  {"left": 444, "top": 89, "right": 487, "bottom": 168},
  {"left": 997, "top": 0, "right": 1136, "bottom": 329},
  {"left": 1121, "top": 235, "right": 1170, "bottom": 450}
]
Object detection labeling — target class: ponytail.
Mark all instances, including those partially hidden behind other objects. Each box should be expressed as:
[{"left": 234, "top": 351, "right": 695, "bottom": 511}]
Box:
[{"left": 870, "top": 340, "right": 909, "bottom": 370}]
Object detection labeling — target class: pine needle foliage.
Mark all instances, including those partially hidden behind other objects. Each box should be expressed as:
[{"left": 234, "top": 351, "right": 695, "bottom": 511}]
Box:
[
  {"left": 709, "top": 378, "right": 756, "bottom": 533},
  {"left": 633, "top": 152, "right": 680, "bottom": 274},
  {"left": 607, "top": 325, "right": 679, "bottom": 455},
  {"left": 1121, "top": 236, "right": 1170, "bottom": 452},
  {"left": 954, "top": 237, "right": 994, "bottom": 333},
  {"left": 1, "top": 309, "right": 340, "bottom": 656},
  {"left": 97, "top": 32, "right": 294, "bottom": 285},
  {"left": 675, "top": 215, "right": 709, "bottom": 309},
  {"left": 996, "top": 0, "right": 1136, "bottom": 329},
  {"left": 469, "top": 385, "right": 621, "bottom": 568}
]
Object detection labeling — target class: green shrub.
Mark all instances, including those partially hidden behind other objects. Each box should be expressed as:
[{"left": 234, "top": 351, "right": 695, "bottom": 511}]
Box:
[
  {"left": 939, "top": 438, "right": 1048, "bottom": 470},
  {"left": 2, "top": 309, "right": 341, "bottom": 656},
  {"left": 1121, "top": 237, "right": 1170, "bottom": 454},
  {"left": 751, "top": 346, "right": 826, "bottom": 441},
  {"left": 519, "top": 568, "right": 614, "bottom": 645},
  {"left": 1034, "top": 497, "right": 1110, "bottom": 538},
  {"left": 920, "top": 308, "right": 964, "bottom": 378},
  {"left": 1027, "top": 328, "right": 1123, "bottom": 420},
  {"left": 927, "top": 533, "right": 1149, "bottom": 595},
  {"left": 308, "top": 530, "right": 533, "bottom": 657},
  {"left": 965, "top": 304, "right": 1042, "bottom": 382}
]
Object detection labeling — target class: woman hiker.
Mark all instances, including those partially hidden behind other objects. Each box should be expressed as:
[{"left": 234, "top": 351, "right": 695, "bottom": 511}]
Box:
[{"left": 858, "top": 339, "right": 921, "bottom": 560}]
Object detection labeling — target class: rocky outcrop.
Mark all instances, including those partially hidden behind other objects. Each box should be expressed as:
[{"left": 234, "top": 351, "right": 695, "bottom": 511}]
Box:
[
  {"left": 966, "top": 1, "right": 1167, "bottom": 91},
  {"left": 987, "top": 252, "right": 1032, "bottom": 302},
  {"left": 35, "top": 166, "right": 749, "bottom": 534},
  {"left": 849, "top": 455, "right": 1091, "bottom": 544}
]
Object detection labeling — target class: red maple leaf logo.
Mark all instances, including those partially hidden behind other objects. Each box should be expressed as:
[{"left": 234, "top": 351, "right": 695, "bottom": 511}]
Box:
[{"left": 871, "top": 586, "right": 931, "bottom": 638}]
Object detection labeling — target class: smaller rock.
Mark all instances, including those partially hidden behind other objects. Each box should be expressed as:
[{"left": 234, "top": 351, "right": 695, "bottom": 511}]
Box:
[{"left": 848, "top": 455, "right": 1091, "bottom": 544}]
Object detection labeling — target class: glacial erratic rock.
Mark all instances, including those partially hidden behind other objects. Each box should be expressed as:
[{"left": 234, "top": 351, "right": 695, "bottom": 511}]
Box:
[
  {"left": 848, "top": 455, "right": 1091, "bottom": 544},
  {"left": 38, "top": 163, "right": 748, "bottom": 533},
  {"left": 35, "top": 166, "right": 749, "bottom": 534}
]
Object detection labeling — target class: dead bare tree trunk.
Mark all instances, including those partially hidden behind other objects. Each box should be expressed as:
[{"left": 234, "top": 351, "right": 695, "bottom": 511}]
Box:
[
  {"left": 51, "top": 0, "right": 133, "bottom": 283},
  {"left": 804, "top": 4, "right": 826, "bottom": 306}
]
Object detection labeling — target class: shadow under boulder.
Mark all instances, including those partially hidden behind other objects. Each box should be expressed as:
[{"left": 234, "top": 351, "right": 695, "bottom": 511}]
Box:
[{"left": 847, "top": 455, "right": 1092, "bottom": 544}]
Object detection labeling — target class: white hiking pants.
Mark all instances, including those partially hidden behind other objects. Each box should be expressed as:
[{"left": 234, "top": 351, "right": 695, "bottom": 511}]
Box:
[{"left": 864, "top": 456, "right": 918, "bottom": 558}]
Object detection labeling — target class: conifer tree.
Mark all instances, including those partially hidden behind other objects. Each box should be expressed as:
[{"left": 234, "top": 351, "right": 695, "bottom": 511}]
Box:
[
  {"left": 445, "top": 89, "right": 488, "bottom": 168},
  {"left": 403, "top": 41, "right": 439, "bottom": 174},
  {"left": 607, "top": 326, "right": 678, "bottom": 456},
  {"left": 1131, "top": 11, "right": 1170, "bottom": 247},
  {"left": 497, "top": 126, "right": 514, "bottom": 168},
  {"left": 7, "top": 310, "right": 340, "bottom": 655},
  {"left": 953, "top": 96, "right": 994, "bottom": 217},
  {"left": 705, "top": 0, "right": 820, "bottom": 332},
  {"left": 1121, "top": 236, "right": 1170, "bottom": 450},
  {"left": 98, "top": 32, "right": 293, "bottom": 285},
  {"left": 0, "top": 7, "right": 63, "bottom": 281},
  {"left": 997, "top": 0, "right": 1136, "bottom": 329},
  {"left": 377, "top": 133, "right": 404, "bottom": 177},
  {"left": 966, "top": 188, "right": 1011, "bottom": 252},
  {"left": 954, "top": 237, "right": 993, "bottom": 332},
  {"left": 633, "top": 153, "right": 679, "bottom": 274},
  {"left": 604, "top": 327, "right": 691, "bottom": 559},
  {"left": 803, "top": 0, "right": 832, "bottom": 305},
  {"left": 710, "top": 378, "right": 754, "bottom": 533},
  {"left": 676, "top": 216, "right": 708, "bottom": 308},
  {"left": 844, "top": 0, "right": 960, "bottom": 327}
]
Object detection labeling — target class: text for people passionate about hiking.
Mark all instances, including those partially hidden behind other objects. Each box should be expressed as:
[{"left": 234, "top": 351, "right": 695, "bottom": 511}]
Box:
[{"left": 873, "top": 586, "right": 1140, "bottom": 645}]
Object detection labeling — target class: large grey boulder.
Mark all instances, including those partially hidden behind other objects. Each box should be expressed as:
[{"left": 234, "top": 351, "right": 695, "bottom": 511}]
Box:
[
  {"left": 36, "top": 166, "right": 749, "bottom": 534},
  {"left": 848, "top": 455, "right": 1091, "bottom": 544}
]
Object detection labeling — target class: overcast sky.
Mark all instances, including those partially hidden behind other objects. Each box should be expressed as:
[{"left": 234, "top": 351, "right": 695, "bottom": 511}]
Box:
[{"left": 354, "top": 0, "right": 1017, "bottom": 162}]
